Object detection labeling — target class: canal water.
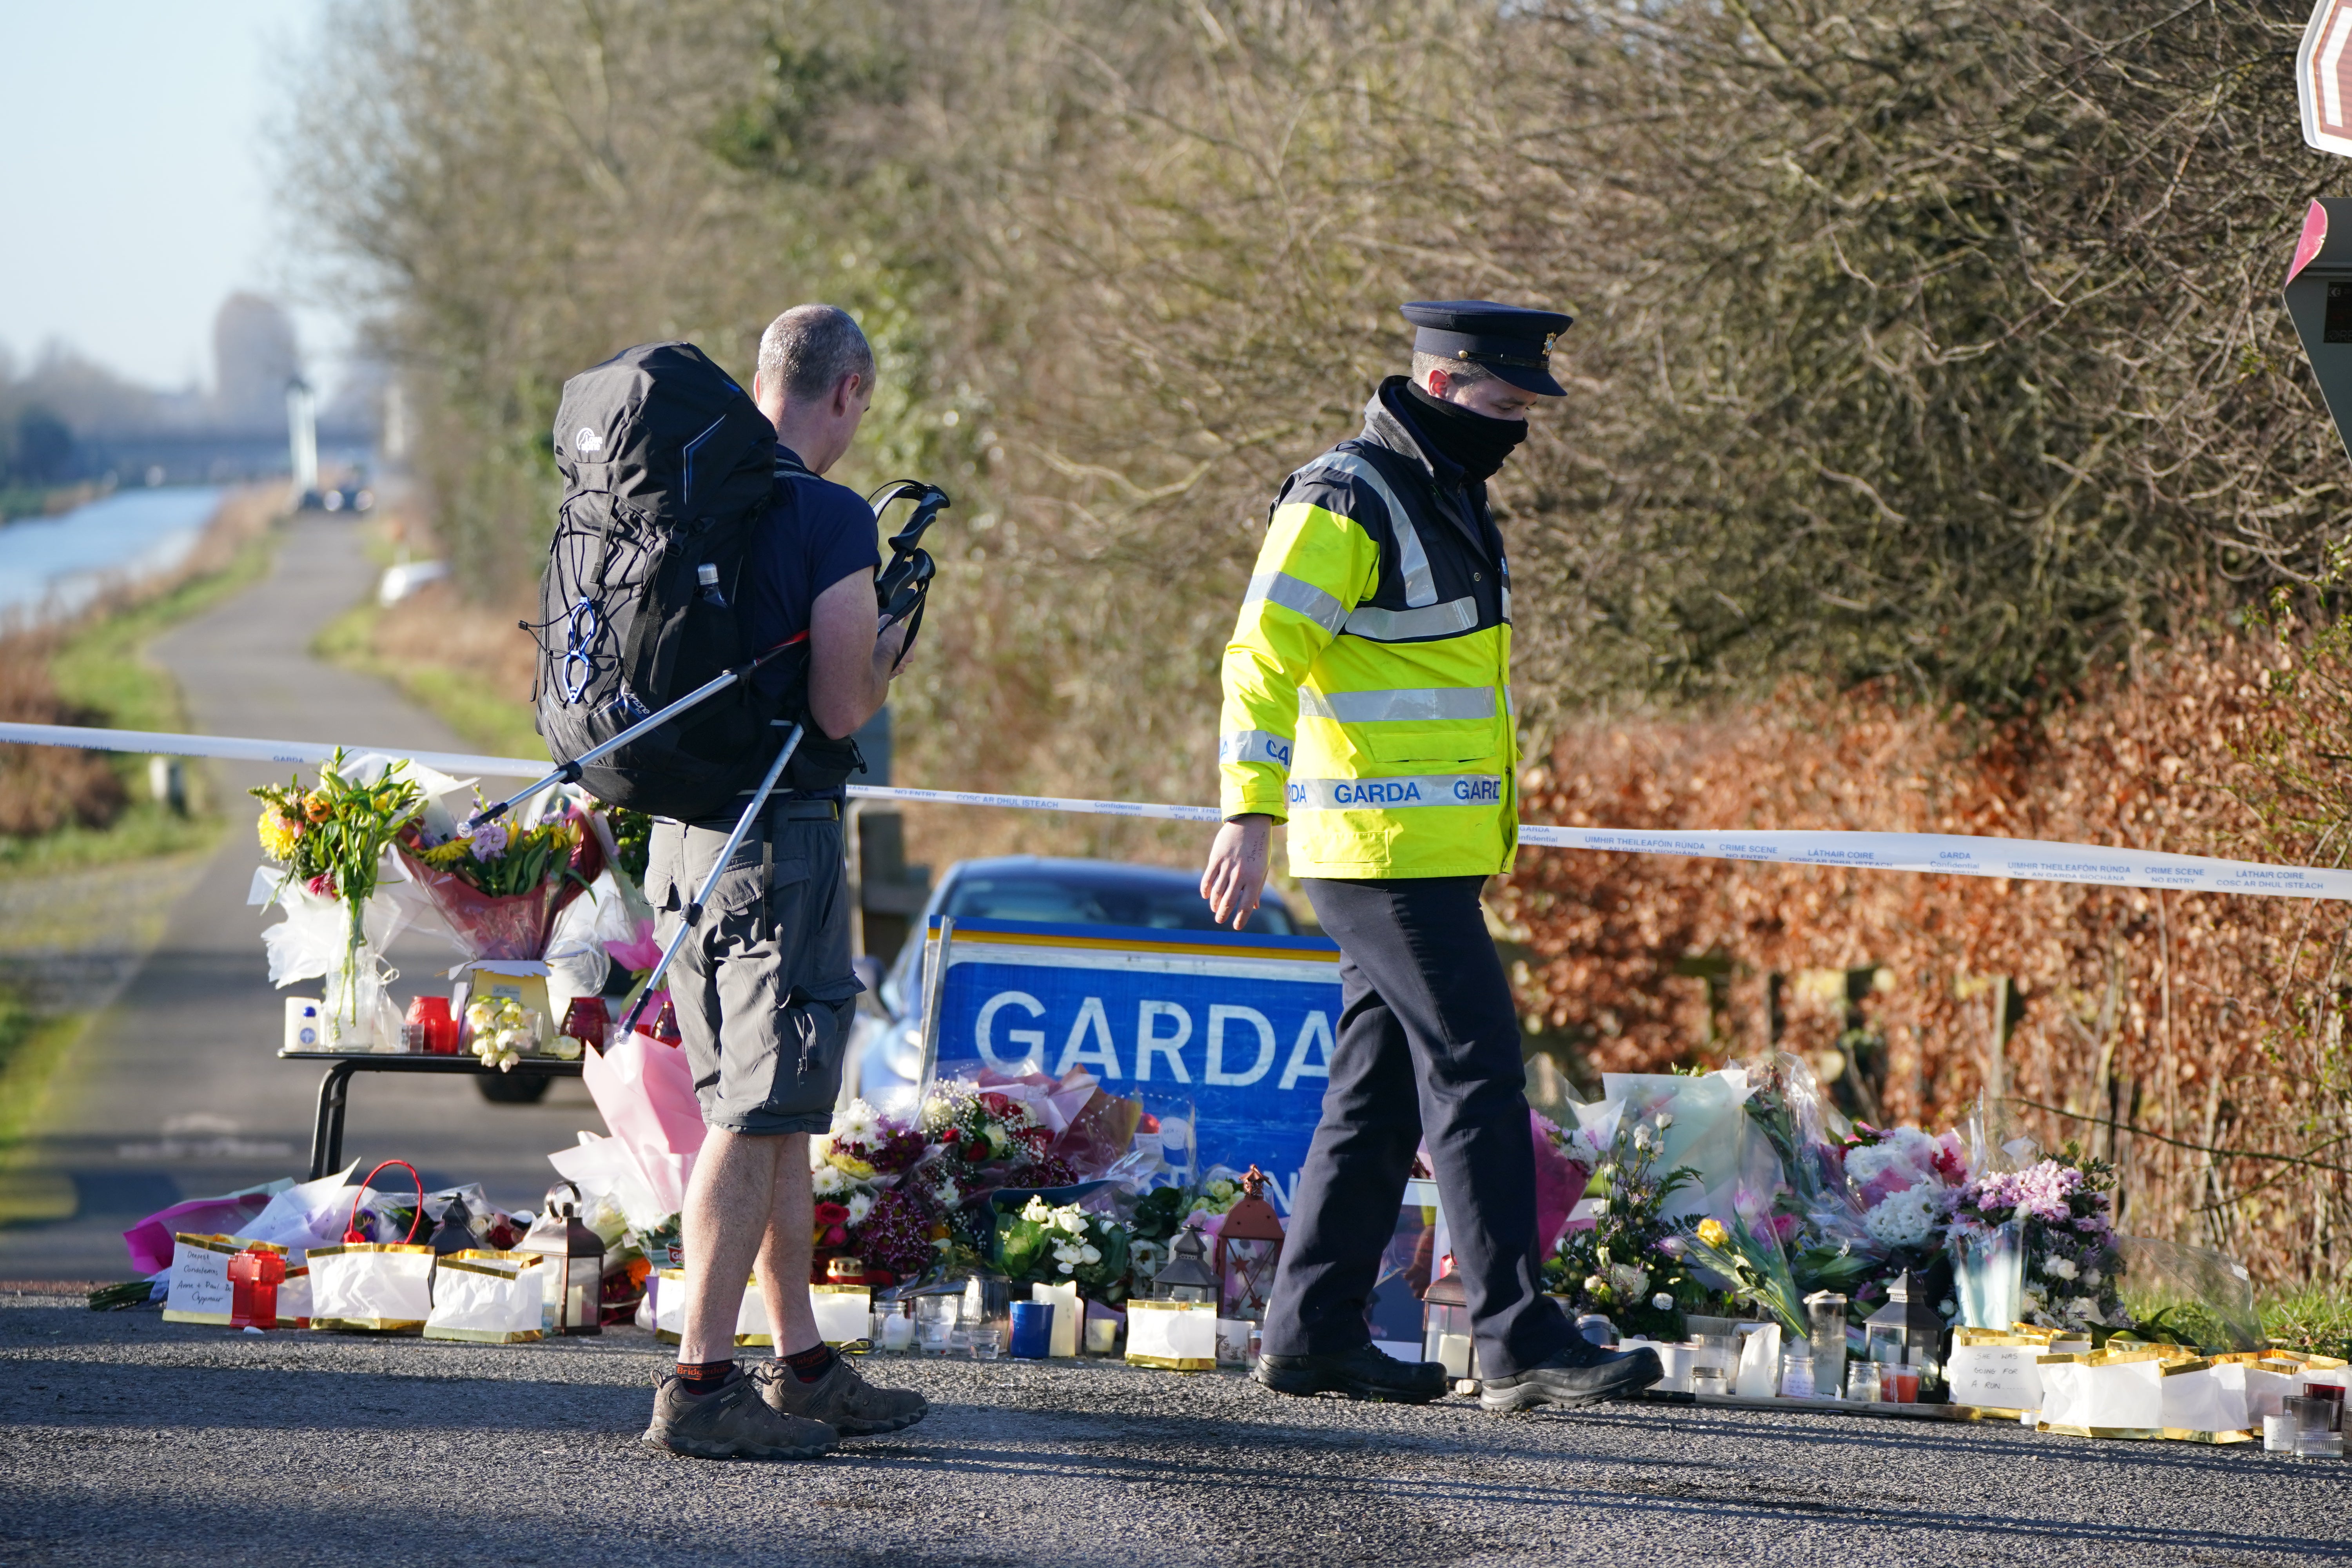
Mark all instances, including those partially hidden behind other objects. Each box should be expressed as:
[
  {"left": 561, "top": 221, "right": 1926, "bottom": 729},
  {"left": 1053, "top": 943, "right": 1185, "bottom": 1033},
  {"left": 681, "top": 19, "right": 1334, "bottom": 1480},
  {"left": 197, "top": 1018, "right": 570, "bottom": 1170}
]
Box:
[{"left": 0, "top": 485, "right": 225, "bottom": 628}]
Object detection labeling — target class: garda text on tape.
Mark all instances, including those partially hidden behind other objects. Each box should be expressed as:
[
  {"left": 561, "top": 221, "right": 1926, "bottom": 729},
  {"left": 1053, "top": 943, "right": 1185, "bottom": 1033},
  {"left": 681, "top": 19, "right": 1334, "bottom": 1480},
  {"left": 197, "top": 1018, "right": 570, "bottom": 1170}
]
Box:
[{"left": 4, "top": 720, "right": 2347, "bottom": 900}]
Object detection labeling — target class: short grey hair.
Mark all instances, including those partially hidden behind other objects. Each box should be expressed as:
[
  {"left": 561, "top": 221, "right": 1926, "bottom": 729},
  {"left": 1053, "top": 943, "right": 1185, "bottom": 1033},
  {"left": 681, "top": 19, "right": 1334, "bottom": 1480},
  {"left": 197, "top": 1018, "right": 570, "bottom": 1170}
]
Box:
[
  {"left": 757, "top": 305, "right": 875, "bottom": 403},
  {"left": 1412, "top": 349, "right": 1495, "bottom": 390}
]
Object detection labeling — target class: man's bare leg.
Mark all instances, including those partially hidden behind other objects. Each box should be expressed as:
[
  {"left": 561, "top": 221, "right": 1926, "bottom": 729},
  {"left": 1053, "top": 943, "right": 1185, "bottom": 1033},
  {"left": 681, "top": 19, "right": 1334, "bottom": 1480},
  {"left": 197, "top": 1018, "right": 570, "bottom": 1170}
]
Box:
[
  {"left": 753, "top": 1131, "right": 824, "bottom": 1357},
  {"left": 679, "top": 1126, "right": 778, "bottom": 1364}
]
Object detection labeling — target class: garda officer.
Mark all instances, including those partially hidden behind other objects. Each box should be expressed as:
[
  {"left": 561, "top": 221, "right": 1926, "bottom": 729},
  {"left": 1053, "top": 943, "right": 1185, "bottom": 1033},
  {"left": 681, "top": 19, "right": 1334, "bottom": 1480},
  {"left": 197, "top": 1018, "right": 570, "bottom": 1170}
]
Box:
[{"left": 1200, "top": 301, "right": 1662, "bottom": 1412}]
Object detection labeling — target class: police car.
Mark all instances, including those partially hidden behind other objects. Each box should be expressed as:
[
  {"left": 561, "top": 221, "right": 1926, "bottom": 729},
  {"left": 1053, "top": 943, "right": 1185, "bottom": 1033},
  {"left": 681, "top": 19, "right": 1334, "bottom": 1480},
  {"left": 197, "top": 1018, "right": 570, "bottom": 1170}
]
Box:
[{"left": 845, "top": 855, "right": 1298, "bottom": 1109}]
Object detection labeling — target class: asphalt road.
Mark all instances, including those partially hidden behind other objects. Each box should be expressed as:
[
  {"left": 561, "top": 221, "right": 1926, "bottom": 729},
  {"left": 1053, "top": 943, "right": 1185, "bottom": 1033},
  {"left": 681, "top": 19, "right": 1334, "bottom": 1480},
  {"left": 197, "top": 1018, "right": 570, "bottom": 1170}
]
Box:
[
  {"left": 0, "top": 516, "right": 601, "bottom": 1282},
  {"left": 3, "top": 1294, "right": 2348, "bottom": 1568}
]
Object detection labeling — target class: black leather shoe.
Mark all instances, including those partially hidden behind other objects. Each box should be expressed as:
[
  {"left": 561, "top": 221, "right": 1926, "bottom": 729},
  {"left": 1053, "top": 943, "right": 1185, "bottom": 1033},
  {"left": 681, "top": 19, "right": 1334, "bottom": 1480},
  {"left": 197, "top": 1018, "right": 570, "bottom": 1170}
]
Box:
[
  {"left": 1479, "top": 1339, "right": 1662, "bottom": 1412},
  {"left": 1253, "top": 1343, "right": 1449, "bottom": 1403}
]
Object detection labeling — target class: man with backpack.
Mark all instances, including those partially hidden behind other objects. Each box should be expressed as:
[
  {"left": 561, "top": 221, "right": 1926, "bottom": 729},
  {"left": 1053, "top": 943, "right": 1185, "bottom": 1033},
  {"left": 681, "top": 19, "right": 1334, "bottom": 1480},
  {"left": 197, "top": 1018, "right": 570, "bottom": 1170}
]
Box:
[{"left": 576, "top": 306, "right": 927, "bottom": 1459}]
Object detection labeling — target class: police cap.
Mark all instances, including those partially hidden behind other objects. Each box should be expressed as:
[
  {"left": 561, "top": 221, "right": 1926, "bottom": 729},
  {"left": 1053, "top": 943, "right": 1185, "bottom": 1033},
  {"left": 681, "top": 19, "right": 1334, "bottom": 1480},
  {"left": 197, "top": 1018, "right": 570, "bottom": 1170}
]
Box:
[{"left": 1401, "top": 299, "right": 1573, "bottom": 396}]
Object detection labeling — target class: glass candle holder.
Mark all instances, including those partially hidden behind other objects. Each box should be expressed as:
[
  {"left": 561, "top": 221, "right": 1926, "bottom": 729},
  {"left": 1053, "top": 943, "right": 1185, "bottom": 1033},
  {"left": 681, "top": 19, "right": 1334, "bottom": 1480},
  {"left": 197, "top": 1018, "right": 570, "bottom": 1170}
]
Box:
[
  {"left": 1847, "top": 1361, "right": 1881, "bottom": 1403},
  {"left": 914, "top": 1292, "right": 959, "bottom": 1355},
  {"left": 1691, "top": 1370, "right": 1730, "bottom": 1399},
  {"left": 1882, "top": 1365, "right": 1921, "bottom": 1404},
  {"left": 2303, "top": 1383, "right": 2347, "bottom": 1432},
  {"left": 2298, "top": 1428, "right": 2344, "bottom": 1460},
  {"left": 1778, "top": 1352, "right": 1816, "bottom": 1401},
  {"left": 970, "top": 1324, "right": 1003, "bottom": 1360},
  {"left": 2266, "top": 1413, "right": 2301, "bottom": 1453}
]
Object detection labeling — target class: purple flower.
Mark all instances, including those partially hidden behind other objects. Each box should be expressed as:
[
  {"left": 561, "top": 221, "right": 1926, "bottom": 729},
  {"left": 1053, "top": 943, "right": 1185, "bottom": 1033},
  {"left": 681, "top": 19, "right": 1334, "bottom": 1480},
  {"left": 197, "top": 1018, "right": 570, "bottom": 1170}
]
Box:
[{"left": 460, "top": 816, "right": 510, "bottom": 859}]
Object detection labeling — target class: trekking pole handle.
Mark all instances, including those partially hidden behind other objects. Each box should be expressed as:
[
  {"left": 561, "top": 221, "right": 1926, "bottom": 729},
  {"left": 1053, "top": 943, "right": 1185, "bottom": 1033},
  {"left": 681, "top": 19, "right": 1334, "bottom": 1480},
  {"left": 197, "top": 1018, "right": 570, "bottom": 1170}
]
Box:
[
  {"left": 615, "top": 722, "right": 806, "bottom": 1036},
  {"left": 468, "top": 641, "right": 804, "bottom": 828}
]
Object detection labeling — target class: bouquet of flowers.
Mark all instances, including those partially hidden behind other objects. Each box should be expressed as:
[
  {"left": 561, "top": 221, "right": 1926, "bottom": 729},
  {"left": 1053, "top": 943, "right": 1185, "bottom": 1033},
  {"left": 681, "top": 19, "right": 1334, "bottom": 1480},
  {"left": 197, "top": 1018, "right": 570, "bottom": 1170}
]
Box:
[
  {"left": 251, "top": 751, "right": 426, "bottom": 1029},
  {"left": 811, "top": 1098, "right": 940, "bottom": 1280},
  {"left": 394, "top": 791, "right": 602, "bottom": 962},
  {"left": 997, "top": 1194, "right": 1133, "bottom": 1303},
  {"left": 1947, "top": 1151, "right": 2128, "bottom": 1334},
  {"left": 1678, "top": 1205, "right": 1809, "bottom": 1337},
  {"left": 1544, "top": 1110, "right": 1705, "bottom": 1340}
]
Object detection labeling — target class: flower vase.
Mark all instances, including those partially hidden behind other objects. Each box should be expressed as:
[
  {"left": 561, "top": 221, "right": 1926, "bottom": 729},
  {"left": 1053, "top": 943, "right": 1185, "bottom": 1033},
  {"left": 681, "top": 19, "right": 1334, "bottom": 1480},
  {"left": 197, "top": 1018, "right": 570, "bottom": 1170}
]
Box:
[
  {"left": 323, "top": 945, "right": 398, "bottom": 1053},
  {"left": 1954, "top": 1221, "right": 2025, "bottom": 1330}
]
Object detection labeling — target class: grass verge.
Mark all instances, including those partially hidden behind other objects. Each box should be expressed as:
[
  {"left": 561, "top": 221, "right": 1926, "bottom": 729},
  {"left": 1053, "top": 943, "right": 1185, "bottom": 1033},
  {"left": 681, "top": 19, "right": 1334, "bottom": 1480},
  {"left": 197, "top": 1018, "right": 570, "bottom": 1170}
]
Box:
[
  {"left": 313, "top": 593, "right": 547, "bottom": 763},
  {"left": 0, "top": 987, "right": 91, "bottom": 1225}
]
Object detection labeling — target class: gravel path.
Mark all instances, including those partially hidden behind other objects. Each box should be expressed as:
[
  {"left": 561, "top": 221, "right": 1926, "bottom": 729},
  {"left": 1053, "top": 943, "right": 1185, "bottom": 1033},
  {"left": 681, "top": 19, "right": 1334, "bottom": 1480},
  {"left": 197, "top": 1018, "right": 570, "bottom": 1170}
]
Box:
[{"left": 4, "top": 1294, "right": 2348, "bottom": 1567}]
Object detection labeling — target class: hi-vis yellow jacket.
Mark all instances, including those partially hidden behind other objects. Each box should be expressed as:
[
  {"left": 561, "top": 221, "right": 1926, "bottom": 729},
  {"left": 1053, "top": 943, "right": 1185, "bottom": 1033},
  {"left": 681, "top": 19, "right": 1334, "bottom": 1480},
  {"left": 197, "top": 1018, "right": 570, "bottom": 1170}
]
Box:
[{"left": 1219, "top": 378, "right": 1517, "bottom": 879}]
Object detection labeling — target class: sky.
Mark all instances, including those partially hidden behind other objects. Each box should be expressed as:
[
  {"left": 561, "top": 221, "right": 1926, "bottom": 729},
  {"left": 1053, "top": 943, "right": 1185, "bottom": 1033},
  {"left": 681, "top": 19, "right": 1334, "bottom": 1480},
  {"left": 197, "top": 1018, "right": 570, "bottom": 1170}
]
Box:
[{"left": 0, "top": 2, "right": 342, "bottom": 394}]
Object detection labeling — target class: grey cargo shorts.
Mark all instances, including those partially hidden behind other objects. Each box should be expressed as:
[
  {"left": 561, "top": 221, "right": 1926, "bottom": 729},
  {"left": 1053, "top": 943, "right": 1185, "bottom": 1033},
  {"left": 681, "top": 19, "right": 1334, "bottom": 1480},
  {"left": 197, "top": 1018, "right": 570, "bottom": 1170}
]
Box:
[{"left": 645, "top": 800, "right": 861, "bottom": 1136}]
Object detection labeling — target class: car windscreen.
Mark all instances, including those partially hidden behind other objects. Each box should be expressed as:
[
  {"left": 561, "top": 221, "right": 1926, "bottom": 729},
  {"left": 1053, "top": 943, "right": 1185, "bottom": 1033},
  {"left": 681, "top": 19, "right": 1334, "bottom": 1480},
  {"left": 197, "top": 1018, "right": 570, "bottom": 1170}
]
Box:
[{"left": 942, "top": 875, "right": 1295, "bottom": 936}]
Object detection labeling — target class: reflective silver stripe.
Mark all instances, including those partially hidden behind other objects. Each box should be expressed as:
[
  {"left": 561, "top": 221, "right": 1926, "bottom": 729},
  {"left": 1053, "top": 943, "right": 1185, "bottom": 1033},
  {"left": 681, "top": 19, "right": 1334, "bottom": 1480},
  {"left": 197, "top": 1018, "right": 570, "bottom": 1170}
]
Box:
[
  {"left": 1504, "top": 686, "right": 1516, "bottom": 717},
  {"left": 1285, "top": 773, "right": 1507, "bottom": 811},
  {"left": 1219, "top": 729, "right": 1294, "bottom": 768},
  {"left": 1500, "top": 585, "right": 1511, "bottom": 622},
  {"left": 1298, "top": 685, "right": 1497, "bottom": 723},
  {"left": 1295, "top": 454, "right": 1437, "bottom": 606},
  {"left": 1242, "top": 571, "right": 1346, "bottom": 635},
  {"left": 1341, "top": 596, "right": 1477, "bottom": 642}
]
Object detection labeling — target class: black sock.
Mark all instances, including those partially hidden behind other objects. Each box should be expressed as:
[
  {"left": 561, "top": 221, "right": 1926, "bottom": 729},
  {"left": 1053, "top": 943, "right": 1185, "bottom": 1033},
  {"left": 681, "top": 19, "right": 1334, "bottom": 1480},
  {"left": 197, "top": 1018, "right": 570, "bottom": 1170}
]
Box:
[
  {"left": 675, "top": 1359, "right": 734, "bottom": 1396},
  {"left": 784, "top": 1343, "right": 836, "bottom": 1383}
]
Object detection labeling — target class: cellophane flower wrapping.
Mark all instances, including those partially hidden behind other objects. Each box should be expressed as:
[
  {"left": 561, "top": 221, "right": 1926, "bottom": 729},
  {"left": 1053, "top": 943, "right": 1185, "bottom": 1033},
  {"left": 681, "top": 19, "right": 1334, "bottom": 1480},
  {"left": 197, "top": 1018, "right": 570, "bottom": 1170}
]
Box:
[{"left": 393, "top": 806, "right": 604, "bottom": 961}]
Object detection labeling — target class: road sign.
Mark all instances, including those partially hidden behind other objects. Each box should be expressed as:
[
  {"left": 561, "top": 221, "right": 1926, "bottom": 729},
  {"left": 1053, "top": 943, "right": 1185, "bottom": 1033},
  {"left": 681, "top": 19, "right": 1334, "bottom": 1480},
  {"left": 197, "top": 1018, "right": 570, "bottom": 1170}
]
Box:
[
  {"left": 2301, "top": 0, "right": 2352, "bottom": 156},
  {"left": 922, "top": 917, "right": 1343, "bottom": 1213}
]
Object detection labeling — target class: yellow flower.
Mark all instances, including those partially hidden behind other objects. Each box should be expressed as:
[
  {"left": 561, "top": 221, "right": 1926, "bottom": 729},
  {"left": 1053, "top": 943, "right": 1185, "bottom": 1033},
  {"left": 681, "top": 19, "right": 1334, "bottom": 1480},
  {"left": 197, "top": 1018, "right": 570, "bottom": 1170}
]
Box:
[
  {"left": 829, "top": 1154, "right": 877, "bottom": 1180},
  {"left": 1696, "top": 1218, "right": 1730, "bottom": 1249},
  {"left": 258, "top": 810, "right": 303, "bottom": 861}
]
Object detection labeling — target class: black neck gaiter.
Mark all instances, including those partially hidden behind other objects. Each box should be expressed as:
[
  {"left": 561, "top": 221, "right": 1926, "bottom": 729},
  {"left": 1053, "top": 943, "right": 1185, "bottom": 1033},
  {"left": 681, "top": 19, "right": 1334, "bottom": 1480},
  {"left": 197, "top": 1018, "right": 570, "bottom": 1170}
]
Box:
[{"left": 1403, "top": 380, "right": 1527, "bottom": 483}]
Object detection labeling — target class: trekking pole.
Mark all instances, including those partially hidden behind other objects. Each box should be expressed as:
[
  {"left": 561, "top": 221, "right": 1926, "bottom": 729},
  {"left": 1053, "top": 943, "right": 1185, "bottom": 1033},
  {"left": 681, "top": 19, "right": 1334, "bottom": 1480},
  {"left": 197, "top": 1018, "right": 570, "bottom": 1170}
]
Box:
[
  {"left": 466, "top": 639, "right": 806, "bottom": 829},
  {"left": 613, "top": 722, "right": 806, "bottom": 1039}
]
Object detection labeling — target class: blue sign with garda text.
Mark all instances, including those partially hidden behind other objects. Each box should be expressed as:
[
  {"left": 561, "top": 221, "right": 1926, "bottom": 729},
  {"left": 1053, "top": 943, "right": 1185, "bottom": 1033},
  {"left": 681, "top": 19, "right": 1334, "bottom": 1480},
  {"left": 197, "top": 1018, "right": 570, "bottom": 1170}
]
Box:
[{"left": 924, "top": 918, "right": 1343, "bottom": 1215}]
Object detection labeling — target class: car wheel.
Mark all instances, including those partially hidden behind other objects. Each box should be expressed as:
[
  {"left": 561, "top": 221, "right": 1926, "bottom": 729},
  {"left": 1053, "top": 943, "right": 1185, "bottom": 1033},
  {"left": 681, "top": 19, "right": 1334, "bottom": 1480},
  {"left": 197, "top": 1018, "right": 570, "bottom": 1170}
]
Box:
[{"left": 476, "top": 1073, "right": 552, "bottom": 1105}]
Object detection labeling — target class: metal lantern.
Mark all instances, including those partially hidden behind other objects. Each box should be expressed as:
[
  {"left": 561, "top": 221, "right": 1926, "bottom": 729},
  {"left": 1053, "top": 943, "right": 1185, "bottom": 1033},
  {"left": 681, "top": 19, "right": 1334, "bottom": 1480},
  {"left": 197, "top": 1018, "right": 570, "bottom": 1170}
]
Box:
[
  {"left": 518, "top": 1181, "right": 605, "bottom": 1336},
  {"left": 1153, "top": 1222, "right": 1220, "bottom": 1304},
  {"left": 1420, "top": 1267, "right": 1478, "bottom": 1380},
  {"left": 1863, "top": 1268, "right": 1942, "bottom": 1374},
  {"left": 1214, "top": 1166, "right": 1286, "bottom": 1322}
]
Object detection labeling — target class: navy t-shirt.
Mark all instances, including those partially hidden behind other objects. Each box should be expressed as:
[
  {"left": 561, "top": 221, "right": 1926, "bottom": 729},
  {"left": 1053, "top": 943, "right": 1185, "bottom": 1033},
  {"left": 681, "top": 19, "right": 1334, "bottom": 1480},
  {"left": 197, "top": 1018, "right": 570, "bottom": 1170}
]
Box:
[
  {"left": 740, "top": 445, "right": 881, "bottom": 802},
  {"left": 743, "top": 444, "right": 882, "bottom": 694}
]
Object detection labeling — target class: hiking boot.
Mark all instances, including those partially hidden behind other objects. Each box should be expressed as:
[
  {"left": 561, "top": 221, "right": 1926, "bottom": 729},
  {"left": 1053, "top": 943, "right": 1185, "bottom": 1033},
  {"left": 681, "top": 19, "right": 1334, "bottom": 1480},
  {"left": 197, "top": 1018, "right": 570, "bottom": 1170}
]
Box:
[
  {"left": 1252, "top": 1343, "right": 1449, "bottom": 1403},
  {"left": 757, "top": 1353, "right": 929, "bottom": 1437},
  {"left": 641, "top": 1367, "right": 838, "bottom": 1459},
  {"left": 1478, "top": 1338, "right": 1663, "bottom": 1413}
]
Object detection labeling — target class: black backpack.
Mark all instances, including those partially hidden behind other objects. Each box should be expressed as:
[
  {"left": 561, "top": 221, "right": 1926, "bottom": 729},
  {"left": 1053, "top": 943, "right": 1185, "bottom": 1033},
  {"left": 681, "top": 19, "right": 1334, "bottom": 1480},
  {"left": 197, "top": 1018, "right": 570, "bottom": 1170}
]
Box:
[{"left": 533, "top": 341, "right": 860, "bottom": 820}]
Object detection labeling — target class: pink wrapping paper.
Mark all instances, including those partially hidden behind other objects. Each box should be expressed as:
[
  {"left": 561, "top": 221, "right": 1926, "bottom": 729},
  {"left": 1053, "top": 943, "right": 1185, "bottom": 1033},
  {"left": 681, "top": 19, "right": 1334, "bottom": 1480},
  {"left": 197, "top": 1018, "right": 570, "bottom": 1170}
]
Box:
[
  {"left": 1530, "top": 1109, "right": 1589, "bottom": 1255},
  {"left": 123, "top": 1190, "right": 278, "bottom": 1275},
  {"left": 392, "top": 813, "right": 604, "bottom": 961},
  {"left": 585, "top": 1030, "right": 705, "bottom": 1157}
]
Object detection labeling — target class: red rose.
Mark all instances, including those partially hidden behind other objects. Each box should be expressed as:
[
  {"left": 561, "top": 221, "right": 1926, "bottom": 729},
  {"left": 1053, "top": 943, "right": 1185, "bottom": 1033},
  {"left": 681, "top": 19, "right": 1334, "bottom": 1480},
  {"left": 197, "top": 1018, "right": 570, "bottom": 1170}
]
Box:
[
  {"left": 980, "top": 1093, "right": 1014, "bottom": 1117},
  {"left": 813, "top": 1201, "right": 850, "bottom": 1225},
  {"left": 822, "top": 1225, "right": 847, "bottom": 1247},
  {"left": 941, "top": 1127, "right": 961, "bottom": 1143}
]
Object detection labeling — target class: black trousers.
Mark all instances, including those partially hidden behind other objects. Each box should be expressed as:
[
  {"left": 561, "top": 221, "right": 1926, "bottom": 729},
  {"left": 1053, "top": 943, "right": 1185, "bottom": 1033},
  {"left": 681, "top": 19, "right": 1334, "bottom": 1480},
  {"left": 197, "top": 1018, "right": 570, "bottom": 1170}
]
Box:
[{"left": 1261, "top": 875, "right": 1571, "bottom": 1378}]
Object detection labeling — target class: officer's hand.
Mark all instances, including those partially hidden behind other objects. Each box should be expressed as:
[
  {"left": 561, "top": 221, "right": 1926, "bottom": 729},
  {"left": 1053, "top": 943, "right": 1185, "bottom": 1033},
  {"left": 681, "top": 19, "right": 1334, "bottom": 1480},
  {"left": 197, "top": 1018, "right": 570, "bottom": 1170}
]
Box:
[{"left": 1201, "top": 815, "right": 1271, "bottom": 931}]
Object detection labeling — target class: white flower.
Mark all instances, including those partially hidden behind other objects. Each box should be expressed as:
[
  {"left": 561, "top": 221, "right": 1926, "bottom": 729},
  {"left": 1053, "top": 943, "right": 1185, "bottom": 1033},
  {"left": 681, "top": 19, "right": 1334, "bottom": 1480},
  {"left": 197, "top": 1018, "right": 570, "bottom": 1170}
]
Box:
[
  {"left": 808, "top": 1134, "right": 834, "bottom": 1168},
  {"left": 811, "top": 1165, "right": 848, "bottom": 1198},
  {"left": 2020, "top": 1289, "right": 2044, "bottom": 1311},
  {"left": 1021, "top": 1196, "right": 1054, "bottom": 1223},
  {"left": 1080, "top": 1243, "right": 1101, "bottom": 1265},
  {"left": 2069, "top": 1296, "right": 2100, "bottom": 1320},
  {"left": 1652, "top": 1292, "right": 1675, "bottom": 1312},
  {"left": 1583, "top": 1274, "right": 1610, "bottom": 1297},
  {"left": 832, "top": 1099, "right": 883, "bottom": 1147},
  {"left": 1862, "top": 1187, "right": 1942, "bottom": 1248},
  {"left": 846, "top": 1192, "right": 874, "bottom": 1227},
  {"left": 1632, "top": 1125, "right": 1657, "bottom": 1153},
  {"left": 2041, "top": 1256, "right": 2078, "bottom": 1281},
  {"left": 1655, "top": 1112, "right": 1673, "bottom": 1130},
  {"left": 1058, "top": 1260, "right": 1076, "bottom": 1274},
  {"left": 1608, "top": 1263, "right": 1650, "bottom": 1300},
  {"left": 2079, "top": 1267, "right": 2101, "bottom": 1289},
  {"left": 932, "top": 1181, "right": 961, "bottom": 1208}
]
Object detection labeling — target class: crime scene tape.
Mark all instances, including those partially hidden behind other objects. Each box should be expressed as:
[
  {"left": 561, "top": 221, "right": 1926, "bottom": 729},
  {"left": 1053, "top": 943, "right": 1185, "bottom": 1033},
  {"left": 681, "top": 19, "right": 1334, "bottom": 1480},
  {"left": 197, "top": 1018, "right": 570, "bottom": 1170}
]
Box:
[{"left": 5, "top": 719, "right": 2349, "bottom": 902}]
